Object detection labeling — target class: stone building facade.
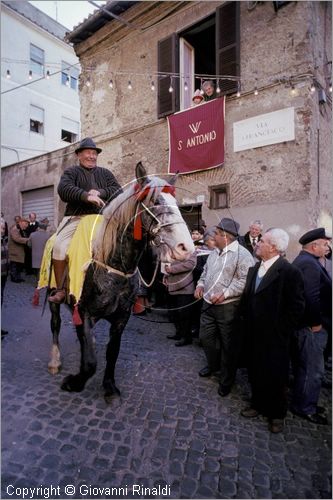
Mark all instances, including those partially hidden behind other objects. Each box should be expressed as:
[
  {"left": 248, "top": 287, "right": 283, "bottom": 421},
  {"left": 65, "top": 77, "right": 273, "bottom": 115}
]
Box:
[{"left": 1, "top": 1, "right": 332, "bottom": 257}]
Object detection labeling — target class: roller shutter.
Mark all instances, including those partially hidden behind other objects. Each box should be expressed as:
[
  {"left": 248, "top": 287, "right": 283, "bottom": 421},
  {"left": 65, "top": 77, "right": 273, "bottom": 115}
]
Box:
[{"left": 22, "top": 186, "right": 54, "bottom": 226}]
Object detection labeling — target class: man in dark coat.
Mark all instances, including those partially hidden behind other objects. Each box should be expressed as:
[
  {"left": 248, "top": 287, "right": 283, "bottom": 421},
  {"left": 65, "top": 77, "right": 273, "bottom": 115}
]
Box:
[
  {"left": 290, "top": 227, "right": 332, "bottom": 425},
  {"left": 240, "top": 228, "right": 305, "bottom": 433},
  {"left": 239, "top": 219, "right": 263, "bottom": 256},
  {"left": 48, "top": 137, "right": 121, "bottom": 304}
]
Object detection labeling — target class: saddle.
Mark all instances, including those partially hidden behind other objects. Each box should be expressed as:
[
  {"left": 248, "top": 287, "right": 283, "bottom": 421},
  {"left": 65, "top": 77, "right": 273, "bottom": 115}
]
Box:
[{"left": 38, "top": 215, "right": 103, "bottom": 303}]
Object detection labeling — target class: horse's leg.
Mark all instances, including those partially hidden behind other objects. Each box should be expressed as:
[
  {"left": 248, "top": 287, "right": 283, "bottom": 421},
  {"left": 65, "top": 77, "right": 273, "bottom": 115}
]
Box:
[
  {"left": 48, "top": 302, "right": 62, "bottom": 375},
  {"left": 103, "top": 312, "right": 131, "bottom": 403},
  {"left": 61, "top": 313, "right": 97, "bottom": 392}
]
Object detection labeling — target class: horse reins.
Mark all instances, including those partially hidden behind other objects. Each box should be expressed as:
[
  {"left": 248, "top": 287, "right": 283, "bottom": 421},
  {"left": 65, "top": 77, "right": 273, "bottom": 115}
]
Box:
[{"left": 93, "top": 183, "right": 184, "bottom": 287}]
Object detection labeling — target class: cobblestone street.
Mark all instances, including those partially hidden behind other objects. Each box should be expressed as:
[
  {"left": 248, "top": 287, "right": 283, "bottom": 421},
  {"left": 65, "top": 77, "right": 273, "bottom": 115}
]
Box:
[{"left": 1, "top": 277, "right": 332, "bottom": 499}]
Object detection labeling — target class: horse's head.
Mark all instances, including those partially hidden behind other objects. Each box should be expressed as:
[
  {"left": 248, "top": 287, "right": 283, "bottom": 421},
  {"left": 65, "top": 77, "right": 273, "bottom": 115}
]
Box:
[{"left": 134, "top": 162, "right": 195, "bottom": 262}]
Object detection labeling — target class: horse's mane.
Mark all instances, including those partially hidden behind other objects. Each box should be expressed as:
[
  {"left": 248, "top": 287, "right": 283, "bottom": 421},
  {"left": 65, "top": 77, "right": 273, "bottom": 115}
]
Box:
[{"left": 93, "top": 176, "right": 169, "bottom": 262}]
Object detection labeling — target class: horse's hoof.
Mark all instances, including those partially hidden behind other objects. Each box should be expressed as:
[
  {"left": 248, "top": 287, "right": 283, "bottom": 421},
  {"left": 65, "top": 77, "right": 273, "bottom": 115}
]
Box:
[
  {"left": 103, "top": 381, "right": 121, "bottom": 403},
  {"left": 61, "top": 374, "right": 85, "bottom": 392},
  {"left": 104, "top": 390, "right": 121, "bottom": 404},
  {"left": 48, "top": 364, "right": 62, "bottom": 375}
]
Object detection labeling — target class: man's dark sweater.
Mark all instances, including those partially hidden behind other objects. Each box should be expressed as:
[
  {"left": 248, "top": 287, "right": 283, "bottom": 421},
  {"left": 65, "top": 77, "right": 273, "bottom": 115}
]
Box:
[{"left": 58, "top": 164, "right": 122, "bottom": 216}]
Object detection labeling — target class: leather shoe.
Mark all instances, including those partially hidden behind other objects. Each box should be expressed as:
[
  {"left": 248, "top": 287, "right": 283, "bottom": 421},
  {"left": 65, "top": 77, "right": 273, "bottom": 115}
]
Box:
[
  {"left": 241, "top": 407, "right": 259, "bottom": 418},
  {"left": 292, "top": 410, "right": 328, "bottom": 425},
  {"left": 167, "top": 334, "right": 181, "bottom": 340},
  {"left": 1, "top": 329, "right": 8, "bottom": 339},
  {"left": 268, "top": 419, "right": 284, "bottom": 433},
  {"left": 218, "top": 385, "right": 231, "bottom": 397},
  {"left": 175, "top": 339, "right": 192, "bottom": 347},
  {"left": 198, "top": 366, "right": 212, "bottom": 377},
  {"left": 48, "top": 289, "right": 66, "bottom": 304}
]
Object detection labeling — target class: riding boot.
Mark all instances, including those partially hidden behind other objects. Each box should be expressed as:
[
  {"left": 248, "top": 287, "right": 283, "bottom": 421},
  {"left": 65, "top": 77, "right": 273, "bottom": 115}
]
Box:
[{"left": 48, "top": 259, "right": 67, "bottom": 304}]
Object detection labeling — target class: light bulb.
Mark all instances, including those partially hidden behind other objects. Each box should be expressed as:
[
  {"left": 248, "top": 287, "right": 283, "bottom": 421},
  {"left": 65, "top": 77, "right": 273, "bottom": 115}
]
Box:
[
  {"left": 109, "top": 79, "right": 113, "bottom": 88},
  {"left": 86, "top": 78, "right": 91, "bottom": 87},
  {"left": 216, "top": 85, "right": 221, "bottom": 94},
  {"left": 151, "top": 81, "right": 155, "bottom": 91},
  {"left": 127, "top": 80, "right": 132, "bottom": 90},
  {"left": 310, "top": 82, "right": 316, "bottom": 93},
  {"left": 168, "top": 84, "right": 173, "bottom": 93},
  {"left": 329, "top": 82, "right": 332, "bottom": 93},
  {"left": 29, "top": 70, "right": 32, "bottom": 80},
  {"left": 254, "top": 87, "right": 258, "bottom": 96},
  {"left": 184, "top": 81, "right": 188, "bottom": 91},
  {"left": 46, "top": 70, "right": 50, "bottom": 79},
  {"left": 66, "top": 76, "right": 70, "bottom": 86},
  {"left": 6, "top": 69, "right": 11, "bottom": 79}
]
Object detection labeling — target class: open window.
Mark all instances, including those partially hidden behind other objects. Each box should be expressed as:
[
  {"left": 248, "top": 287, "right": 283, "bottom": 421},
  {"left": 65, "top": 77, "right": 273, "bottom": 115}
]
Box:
[
  {"left": 61, "top": 117, "right": 79, "bottom": 143},
  {"left": 157, "top": 2, "right": 240, "bottom": 118},
  {"left": 30, "top": 105, "right": 44, "bottom": 134}
]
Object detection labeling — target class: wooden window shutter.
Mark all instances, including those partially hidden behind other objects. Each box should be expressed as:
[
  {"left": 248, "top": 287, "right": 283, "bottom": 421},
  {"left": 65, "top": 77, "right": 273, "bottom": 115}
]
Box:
[
  {"left": 216, "top": 2, "right": 240, "bottom": 95},
  {"left": 157, "top": 34, "right": 179, "bottom": 118}
]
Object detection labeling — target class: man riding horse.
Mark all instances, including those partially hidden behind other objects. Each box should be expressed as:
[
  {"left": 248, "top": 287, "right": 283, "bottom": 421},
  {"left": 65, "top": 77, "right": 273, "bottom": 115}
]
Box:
[
  {"left": 43, "top": 158, "right": 194, "bottom": 399},
  {"left": 49, "top": 137, "right": 121, "bottom": 304}
]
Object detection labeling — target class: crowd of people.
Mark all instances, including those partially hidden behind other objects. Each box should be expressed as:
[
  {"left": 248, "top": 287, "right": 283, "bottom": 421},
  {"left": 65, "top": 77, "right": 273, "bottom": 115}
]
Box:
[
  {"left": 1, "top": 211, "right": 54, "bottom": 338},
  {"left": 137, "top": 216, "right": 332, "bottom": 434}
]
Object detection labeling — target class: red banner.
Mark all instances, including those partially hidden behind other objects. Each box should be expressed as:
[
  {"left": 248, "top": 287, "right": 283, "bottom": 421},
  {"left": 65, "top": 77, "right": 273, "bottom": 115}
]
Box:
[{"left": 168, "top": 97, "right": 225, "bottom": 174}]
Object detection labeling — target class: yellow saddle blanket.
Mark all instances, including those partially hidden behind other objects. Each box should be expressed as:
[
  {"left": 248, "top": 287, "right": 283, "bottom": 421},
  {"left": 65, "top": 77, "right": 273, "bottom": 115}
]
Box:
[{"left": 38, "top": 214, "right": 103, "bottom": 302}]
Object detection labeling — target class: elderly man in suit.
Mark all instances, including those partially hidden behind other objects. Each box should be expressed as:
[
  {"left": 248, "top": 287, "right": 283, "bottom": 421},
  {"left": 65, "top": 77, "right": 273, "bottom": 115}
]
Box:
[
  {"left": 290, "top": 228, "right": 332, "bottom": 425},
  {"left": 239, "top": 219, "right": 263, "bottom": 256},
  {"left": 240, "top": 228, "right": 305, "bottom": 433},
  {"left": 195, "top": 217, "right": 254, "bottom": 397}
]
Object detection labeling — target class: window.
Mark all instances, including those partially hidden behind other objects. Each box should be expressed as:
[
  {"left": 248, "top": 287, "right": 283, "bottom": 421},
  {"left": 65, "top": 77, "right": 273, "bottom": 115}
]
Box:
[
  {"left": 61, "top": 61, "right": 79, "bottom": 90},
  {"left": 30, "top": 44, "right": 44, "bottom": 76},
  {"left": 209, "top": 184, "right": 229, "bottom": 209},
  {"left": 30, "top": 105, "right": 44, "bottom": 134},
  {"left": 179, "top": 203, "right": 202, "bottom": 230},
  {"left": 273, "top": 1, "right": 291, "bottom": 11},
  {"left": 61, "top": 117, "right": 79, "bottom": 143},
  {"left": 157, "top": 2, "right": 240, "bottom": 117}
]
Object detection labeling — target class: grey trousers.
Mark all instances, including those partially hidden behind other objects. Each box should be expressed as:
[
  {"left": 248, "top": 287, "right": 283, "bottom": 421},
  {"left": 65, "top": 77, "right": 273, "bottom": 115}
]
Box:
[{"left": 199, "top": 300, "right": 241, "bottom": 389}]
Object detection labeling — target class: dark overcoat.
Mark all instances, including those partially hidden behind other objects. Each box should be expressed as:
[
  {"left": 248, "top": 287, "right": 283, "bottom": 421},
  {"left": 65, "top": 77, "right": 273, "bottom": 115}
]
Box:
[
  {"left": 292, "top": 250, "right": 332, "bottom": 331},
  {"left": 241, "top": 257, "right": 305, "bottom": 396}
]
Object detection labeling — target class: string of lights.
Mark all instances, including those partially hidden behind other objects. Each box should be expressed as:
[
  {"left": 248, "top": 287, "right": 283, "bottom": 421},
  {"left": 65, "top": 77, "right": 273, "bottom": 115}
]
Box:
[{"left": 2, "top": 62, "right": 332, "bottom": 103}]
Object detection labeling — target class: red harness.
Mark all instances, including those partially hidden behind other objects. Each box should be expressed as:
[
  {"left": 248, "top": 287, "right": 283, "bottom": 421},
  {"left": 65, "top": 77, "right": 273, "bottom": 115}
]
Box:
[{"left": 133, "top": 183, "right": 175, "bottom": 240}]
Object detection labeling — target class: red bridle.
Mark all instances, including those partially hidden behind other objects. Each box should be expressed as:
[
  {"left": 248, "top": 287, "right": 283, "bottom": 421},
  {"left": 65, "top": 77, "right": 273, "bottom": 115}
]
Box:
[{"left": 133, "top": 183, "right": 176, "bottom": 240}]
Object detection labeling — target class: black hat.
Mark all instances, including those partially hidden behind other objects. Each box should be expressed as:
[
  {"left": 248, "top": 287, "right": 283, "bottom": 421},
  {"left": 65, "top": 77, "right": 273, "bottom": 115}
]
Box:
[
  {"left": 75, "top": 137, "right": 102, "bottom": 154},
  {"left": 299, "top": 227, "right": 331, "bottom": 246},
  {"left": 215, "top": 217, "right": 240, "bottom": 237}
]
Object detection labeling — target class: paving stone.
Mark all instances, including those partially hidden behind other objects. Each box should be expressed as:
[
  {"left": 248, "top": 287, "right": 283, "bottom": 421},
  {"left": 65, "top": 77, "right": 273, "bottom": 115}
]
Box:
[
  {"left": 169, "top": 460, "right": 184, "bottom": 476},
  {"left": 1, "top": 279, "right": 332, "bottom": 499},
  {"left": 184, "top": 461, "right": 201, "bottom": 480},
  {"left": 218, "top": 478, "right": 237, "bottom": 497}
]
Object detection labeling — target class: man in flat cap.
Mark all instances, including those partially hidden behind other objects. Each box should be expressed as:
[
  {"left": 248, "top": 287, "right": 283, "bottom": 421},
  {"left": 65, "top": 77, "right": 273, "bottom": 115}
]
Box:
[
  {"left": 240, "top": 228, "right": 305, "bottom": 433},
  {"left": 49, "top": 137, "right": 121, "bottom": 304},
  {"left": 194, "top": 217, "right": 254, "bottom": 397},
  {"left": 290, "top": 227, "right": 332, "bottom": 425}
]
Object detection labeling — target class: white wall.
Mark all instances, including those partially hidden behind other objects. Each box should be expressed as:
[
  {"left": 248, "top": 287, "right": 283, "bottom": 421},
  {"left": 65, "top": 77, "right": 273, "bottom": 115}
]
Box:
[{"left": 1, "top": 5, "right": 80, "bottom": 166}]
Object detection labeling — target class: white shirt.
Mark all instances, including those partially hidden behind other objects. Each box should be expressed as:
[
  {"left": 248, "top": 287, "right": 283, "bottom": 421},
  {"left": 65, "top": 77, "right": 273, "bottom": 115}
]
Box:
[{"left": 257, "top": 255, "right": 280, "bottom": 278}]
